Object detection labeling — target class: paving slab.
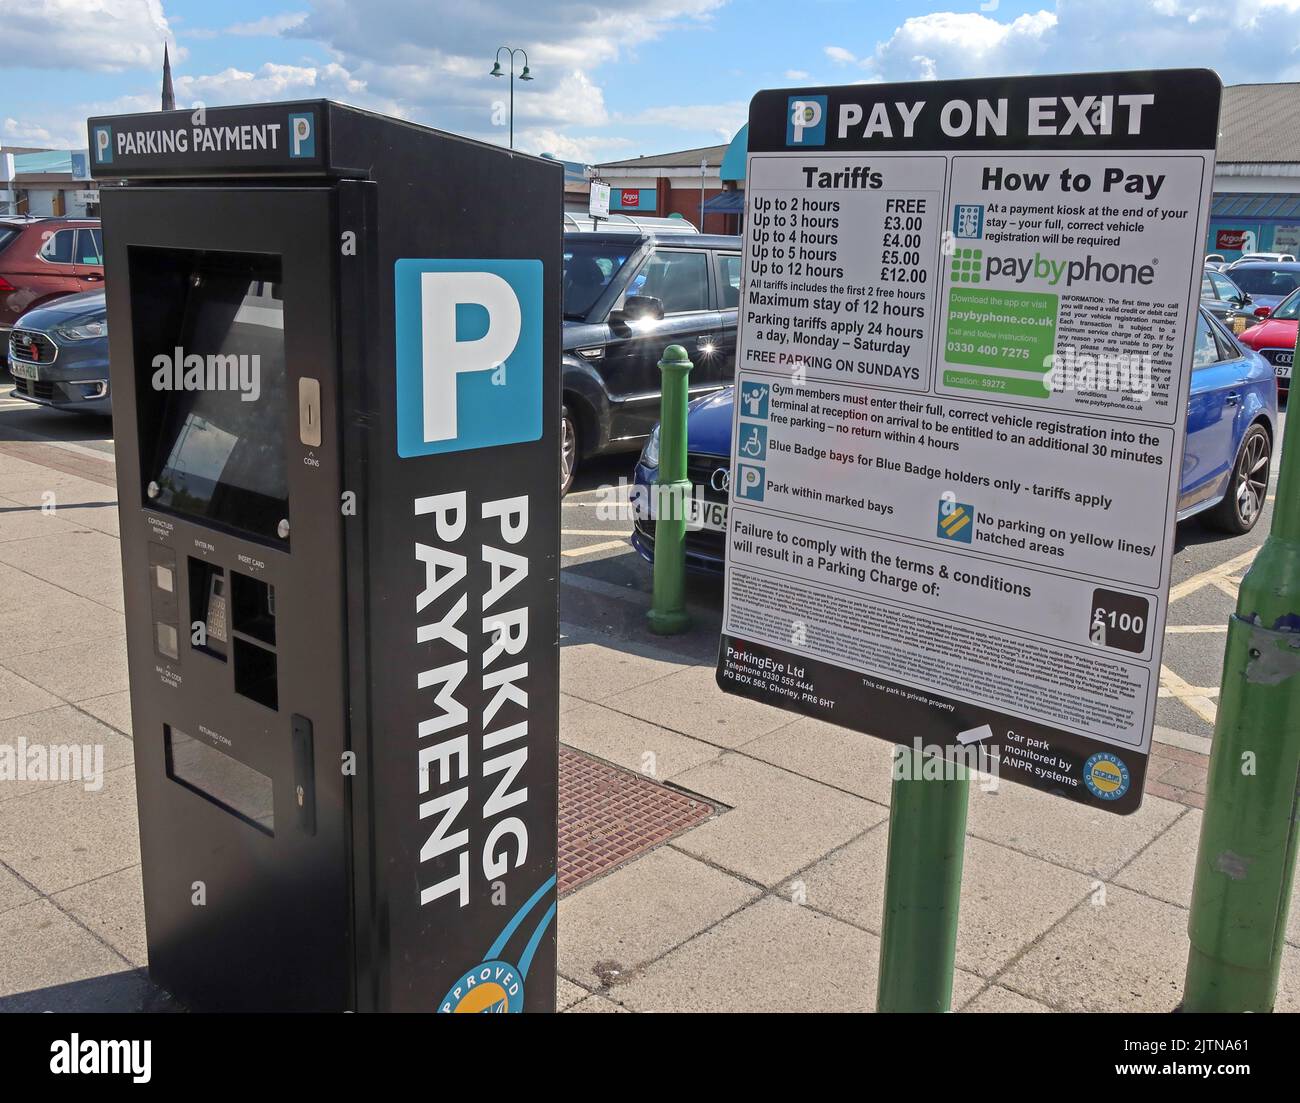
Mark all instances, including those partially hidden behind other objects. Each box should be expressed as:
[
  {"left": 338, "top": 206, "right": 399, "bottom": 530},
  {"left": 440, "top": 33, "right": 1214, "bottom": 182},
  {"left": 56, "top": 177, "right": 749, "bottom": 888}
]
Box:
[
  {"left": 0, "top": 898, "right": 129, "bottom": 1005},
  {"left": 561, "top": 701, "right": 721, "bottom": 782},
  {"left": 967, "top": 778, "right": 1183, "bottom": 879},
  {"left": 962, "top": 985, "right": 1054, "bottom": 1012},
  {"left": 0, "top": 765, "right": 140, "bottom": 895},
  {"left": 0, "top": 563, "right": 125, "bottom": 660},
  {"left": 796, "top": 828, "right": 1091, "bottom": 978},
  {"left": 614, "top": 896, "right": 881, "bottom": 1012},
  {"left": 0, "top": 497, "right": 82, "bottom": 543},
  {"left": 742, "top": 715, "right": 896, "bottom": 806},
  {"left": 568, "top": 994, "right": 629, "bottom": 1012},
  {"left": 52, "top": 865, "right": 148, "bottom": 968},
  {"left": 559, "top": 625, "right": 686, "bottom": 703},
  {"left": 0, "top": 863, "right": 36, "bottom": 916},
  {"left": 668, "top": 753, "right": 887, "bottom": 886},
  {"left": 0, "top": 664, "right": 61, "bottom": 722},
  {"left": 0, "top": 704, "right": 133, "bottom": 804},
  {"left": 556, "top": 976, "right": 589, "bottom": 1010},
  {"left": 558, "top": 845, "right": 759, "bottom": 988},
  {"left": 77, "top": 691, "right": 134, "bottom": 739},
  {"left": 602, "top": 663, "right": 795, "bottom": 749},
  {"left": 998, "top": 885, "right": 1188, "bottom": 1012},
  {"left": 0, "top": 529, "right": 124, "bottom": 612},
  {"left": 2, "top": 633, "right": 129, "bottom": 703}
]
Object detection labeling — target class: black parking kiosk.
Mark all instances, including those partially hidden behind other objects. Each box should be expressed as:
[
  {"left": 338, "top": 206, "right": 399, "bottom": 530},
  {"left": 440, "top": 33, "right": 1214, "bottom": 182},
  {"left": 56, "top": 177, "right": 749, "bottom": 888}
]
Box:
[{"left": 89, "top": 102, "right": 561, "bottom": 1012}]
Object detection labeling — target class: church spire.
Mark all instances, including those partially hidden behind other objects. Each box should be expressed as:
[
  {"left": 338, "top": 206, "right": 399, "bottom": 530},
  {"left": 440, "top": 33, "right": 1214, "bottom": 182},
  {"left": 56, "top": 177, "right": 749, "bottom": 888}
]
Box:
[{"left": 161, "top": 44, "right": 175, "bottom": 111}]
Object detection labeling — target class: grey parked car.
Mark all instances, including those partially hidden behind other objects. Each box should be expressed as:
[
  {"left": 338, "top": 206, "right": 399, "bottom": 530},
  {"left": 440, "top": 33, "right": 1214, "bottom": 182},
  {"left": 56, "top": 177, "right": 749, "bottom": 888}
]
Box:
[{"left": 6, "top": 290, "right": 110, "bottom": 414}]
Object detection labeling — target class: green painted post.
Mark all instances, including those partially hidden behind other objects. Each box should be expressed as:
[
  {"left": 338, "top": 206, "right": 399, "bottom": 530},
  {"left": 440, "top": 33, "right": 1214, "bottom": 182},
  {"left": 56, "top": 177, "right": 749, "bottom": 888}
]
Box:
[
  {"left": 1183, "top": 331, "right": 1300, "bottom": 1013},
  {"left": 647, "top": 345, "right": 692, "bottom": 636},
  {"left": 877, "top": 747, "right": 970, "bottom": 1013}
]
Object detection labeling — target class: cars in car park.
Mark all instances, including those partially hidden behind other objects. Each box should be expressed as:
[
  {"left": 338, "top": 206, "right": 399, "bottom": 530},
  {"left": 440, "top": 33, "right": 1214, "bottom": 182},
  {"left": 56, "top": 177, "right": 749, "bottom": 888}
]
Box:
[
  {"left": 1237, "top": 286, "right": 1298, "bottom": 400},
  {"left": 0, "top": 216, "right": 104, "bottom": 355},
  {"left": 561, "top": 227, "right": 741, "bottom": 492},
  {"left": 631, "top": 307, "right": 1278, "bottom": 573},
  {"left": 1204, "top": 253, "right": 1227, "bottom": 269},
  {"left": 1201, "top": 267, "right": 1257, "bottom": 333},
  {"left": 1217, "top": 261, "right": 1300, "bottom": 321},
  {"left": 6, "top": 289, "right": 111, "bottom": 415},
  {"left": 1231, "top": 252, "right": 1297, "bottom": 266}
]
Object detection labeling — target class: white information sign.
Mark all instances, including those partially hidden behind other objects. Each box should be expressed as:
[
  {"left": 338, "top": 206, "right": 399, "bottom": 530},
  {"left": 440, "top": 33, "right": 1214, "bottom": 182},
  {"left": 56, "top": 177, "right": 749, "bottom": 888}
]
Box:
[{"left": 716, "top": 70, "right": 1222, "bottom": 812}]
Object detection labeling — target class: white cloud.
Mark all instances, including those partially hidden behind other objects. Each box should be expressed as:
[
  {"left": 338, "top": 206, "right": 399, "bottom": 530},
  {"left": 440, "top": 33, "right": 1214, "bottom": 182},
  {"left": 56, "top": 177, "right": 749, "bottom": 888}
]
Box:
[
  {"left": 7, "top": 0, "right": 177, "bottom": 72},
  {"left": 864, "top": 1, "right": 1300, "bottom": 83},
  {"left": 824, "top": 45, "right": 858, "bottom": 64},
  {"left": 226, "top": 13, "right": 309, "bottom": 37},
  {"left": 619, "top": 101, "right": 747, "bottom": 142},
  {"left": 2, "top": 118, "right": 57, "bottom": 146},
  {"left": 784, "top": 69, "right": 811, "bottom": 81}
]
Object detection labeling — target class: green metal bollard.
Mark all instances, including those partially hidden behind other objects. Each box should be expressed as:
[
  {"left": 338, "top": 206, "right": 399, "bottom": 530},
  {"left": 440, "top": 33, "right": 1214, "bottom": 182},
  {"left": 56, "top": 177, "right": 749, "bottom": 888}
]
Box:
[
  {"left": 646, "top": 345, "right": 693, "bottom": 636},
  {"left": 877, "top": 747, "right": 970, "bottom": 1013},
  {"left": 1183, "top": 332, "right": 1300, "bottom": 1013}
]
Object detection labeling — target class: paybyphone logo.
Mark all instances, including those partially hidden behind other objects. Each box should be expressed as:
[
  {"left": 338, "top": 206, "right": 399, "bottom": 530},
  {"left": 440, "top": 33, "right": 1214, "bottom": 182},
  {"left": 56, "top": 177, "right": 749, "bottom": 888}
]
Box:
[
  {"left": 287, "top": 112, "right": 315, "bottom": 158},
  {"left": 786, "top": 95, "right": 827, "bottom": 146},
  {"left": 92, "top": 125, "right": 113, "bottom": 164},
  {"left": 395, "top": 259, "right": 543, "bottom": 457}
]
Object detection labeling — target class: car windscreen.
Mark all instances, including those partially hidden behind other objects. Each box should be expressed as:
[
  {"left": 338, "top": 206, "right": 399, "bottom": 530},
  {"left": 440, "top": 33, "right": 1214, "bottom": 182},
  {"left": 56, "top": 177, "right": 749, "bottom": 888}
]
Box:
[
  {"left": 1228, "top": 266, "right": 1300, "bottom": 297},
  {"left": 563, "top": 239, "right": 634, "bottom": 318},
  {"left": 1270, "top": 288, "right": 1300, "bottom": 321}
]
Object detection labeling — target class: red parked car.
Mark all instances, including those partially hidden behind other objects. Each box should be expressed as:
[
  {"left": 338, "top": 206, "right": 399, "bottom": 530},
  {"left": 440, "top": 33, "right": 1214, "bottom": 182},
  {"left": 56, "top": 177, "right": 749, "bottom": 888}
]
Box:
[
  {"left": 0, "top": 216, "right": 104, "bottom": 356},
  {"left": 1237, "top": 286, "right": 1298, "bottom": 400}
]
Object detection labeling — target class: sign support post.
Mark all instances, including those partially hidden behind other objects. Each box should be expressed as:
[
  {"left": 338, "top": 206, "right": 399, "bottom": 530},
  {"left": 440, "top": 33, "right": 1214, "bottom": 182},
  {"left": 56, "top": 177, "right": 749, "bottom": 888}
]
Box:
[
  {"left": 648, "top": 345, "right": 693, "bottom": 635},
  {"left": 877, "top": 749, "right": 970, "bottom": 1013},
  {"left": 1183, "top": 329, "right": 1300, "bottom": 1014}
]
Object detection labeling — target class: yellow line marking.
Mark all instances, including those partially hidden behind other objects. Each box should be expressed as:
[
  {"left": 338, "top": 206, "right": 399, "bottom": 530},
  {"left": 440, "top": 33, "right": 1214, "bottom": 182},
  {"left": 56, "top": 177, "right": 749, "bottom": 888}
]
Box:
[
  {"left": 1159, "top": 664, "right": 1219, "bottom": 724},
  {"left": 561, "top": 539, "right": 628, "bottom": 558},
  {"left": 1167, "top": 547, "right": 1259, "bottom": 603}
]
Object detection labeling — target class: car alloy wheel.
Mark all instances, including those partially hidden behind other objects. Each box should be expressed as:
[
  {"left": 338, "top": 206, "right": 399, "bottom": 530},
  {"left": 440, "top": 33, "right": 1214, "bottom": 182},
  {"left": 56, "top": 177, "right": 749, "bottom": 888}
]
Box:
[
  {"left": 560, "top": 405, "right": 578, "bottom": 495},
  {"left": 1209, "top": 423, "right": 1270, "bottom": 535},
  {"left": 1234, "top": 428, "right": 1270, "bottom": 526}
]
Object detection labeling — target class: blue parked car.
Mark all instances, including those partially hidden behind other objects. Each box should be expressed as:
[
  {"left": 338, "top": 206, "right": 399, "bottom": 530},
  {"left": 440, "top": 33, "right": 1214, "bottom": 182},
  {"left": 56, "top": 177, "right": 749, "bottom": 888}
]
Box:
[
  {"left": 6, "top": 289, "right": 111, "bottom": 415},
  {"left": 631, "top": 307, "right": 1278, "bottom": 573}
]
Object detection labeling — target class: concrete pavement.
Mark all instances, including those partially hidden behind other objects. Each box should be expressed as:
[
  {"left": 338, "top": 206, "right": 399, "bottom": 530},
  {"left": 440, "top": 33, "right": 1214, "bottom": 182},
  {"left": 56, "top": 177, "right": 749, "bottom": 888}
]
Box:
[{"left": 1, "top": 394, "right": 1298, "bottom": 1012}]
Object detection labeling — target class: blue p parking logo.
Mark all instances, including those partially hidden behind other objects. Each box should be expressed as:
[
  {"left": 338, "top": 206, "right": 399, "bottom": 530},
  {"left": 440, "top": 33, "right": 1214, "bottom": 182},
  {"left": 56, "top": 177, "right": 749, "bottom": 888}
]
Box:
[
  {"left": 395, "top": 259, "right": 543, "bottom": 457},
  {"left": 786, "top": 95, "right": 827, "bottom": 146},
  {"left": 92, "top": 125, "right": 113, "bottom": 164},
  {"left": 288, "top": 112, "right": 315, "bottom": 158}
]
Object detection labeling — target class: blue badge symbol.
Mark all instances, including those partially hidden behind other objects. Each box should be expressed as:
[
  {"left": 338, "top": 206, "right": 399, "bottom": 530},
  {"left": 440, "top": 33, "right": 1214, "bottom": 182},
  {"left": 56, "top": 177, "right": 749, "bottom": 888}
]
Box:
[
  {"left": 786, "top": 95, "right": 828, "bottom": 146},
  {"left": 395, "top": 259, "right": 543, "bottom": 457},
  {"left": 288, "top": 112, "right": 315, "bottom": 158},
  {"left": 738, "top": 423, "right": 768, "bottom": 461}
]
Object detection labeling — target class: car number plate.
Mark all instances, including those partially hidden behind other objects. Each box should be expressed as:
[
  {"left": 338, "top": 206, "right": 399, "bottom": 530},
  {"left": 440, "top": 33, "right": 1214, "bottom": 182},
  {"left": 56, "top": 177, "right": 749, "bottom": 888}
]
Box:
[
  {"left": 9, "top": 361, "right": 38, "bottom": 381},
  {"left": 687, "top": 497, "right": 728, "bottom": 532},
  {"left": 1276, "top": 363, "right": 1292, "bottom": 379}
]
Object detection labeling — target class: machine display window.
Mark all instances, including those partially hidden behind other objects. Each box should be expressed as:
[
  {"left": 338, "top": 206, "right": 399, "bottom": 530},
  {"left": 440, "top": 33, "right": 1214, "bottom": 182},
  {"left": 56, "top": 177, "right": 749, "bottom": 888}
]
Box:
[
  {"left": 131, "top": 249, "right": 290, "bottom": 545},
  {"left": 165, "top": 725, "right": 274, "bottom": 834}
]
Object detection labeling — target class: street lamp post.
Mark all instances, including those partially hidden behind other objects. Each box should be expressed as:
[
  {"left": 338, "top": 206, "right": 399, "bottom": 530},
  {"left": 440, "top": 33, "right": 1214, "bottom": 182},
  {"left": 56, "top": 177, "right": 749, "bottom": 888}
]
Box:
[{"left": 489, "top": 46, "right": 533, "bottom": 150}]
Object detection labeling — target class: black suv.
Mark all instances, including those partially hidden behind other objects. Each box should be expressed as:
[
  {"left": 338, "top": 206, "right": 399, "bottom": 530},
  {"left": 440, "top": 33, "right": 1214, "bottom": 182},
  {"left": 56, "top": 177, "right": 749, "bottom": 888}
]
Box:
[{"left": 562, "top": 229, "right": 741, "bottom": 491}]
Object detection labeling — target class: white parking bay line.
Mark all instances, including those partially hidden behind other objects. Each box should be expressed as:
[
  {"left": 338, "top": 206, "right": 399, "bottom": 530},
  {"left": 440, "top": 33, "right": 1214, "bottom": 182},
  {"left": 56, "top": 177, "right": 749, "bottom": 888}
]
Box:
[
  {"left": 562, "top": 529, "right": 630, "bottom": 537},
  {"left": 561, "top": 539, "right": 628, "bottom": 558}
]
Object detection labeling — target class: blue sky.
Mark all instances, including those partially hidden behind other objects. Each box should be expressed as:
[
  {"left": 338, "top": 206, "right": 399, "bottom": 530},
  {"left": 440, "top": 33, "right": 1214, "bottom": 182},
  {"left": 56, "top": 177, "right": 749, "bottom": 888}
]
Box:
[{"left": 5, "top": 1, "right": 1300, "bottom": 159}]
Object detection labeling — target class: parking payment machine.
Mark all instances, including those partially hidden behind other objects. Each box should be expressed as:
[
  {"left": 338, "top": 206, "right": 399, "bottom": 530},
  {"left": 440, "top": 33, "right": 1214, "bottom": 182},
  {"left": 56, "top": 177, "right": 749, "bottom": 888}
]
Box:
[{"left": 89, "top": 102, "right": 561, "bottom": 1011}]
